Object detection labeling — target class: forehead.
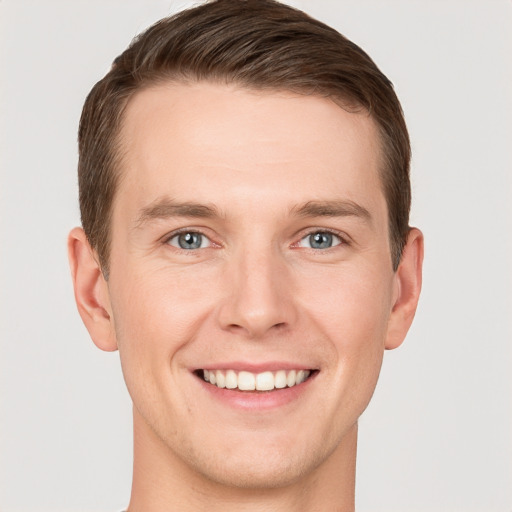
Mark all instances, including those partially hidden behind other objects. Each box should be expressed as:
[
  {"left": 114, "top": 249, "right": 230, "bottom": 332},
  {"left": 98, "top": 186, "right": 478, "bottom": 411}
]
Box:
[{"left": 115, "top": 81, "right": 385, "bottom": 219}]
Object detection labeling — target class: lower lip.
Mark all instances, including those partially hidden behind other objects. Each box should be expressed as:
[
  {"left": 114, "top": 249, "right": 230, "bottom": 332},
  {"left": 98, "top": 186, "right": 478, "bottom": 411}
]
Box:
[{"left": 196, "top": 373, "right": 317, "bottom": 411}]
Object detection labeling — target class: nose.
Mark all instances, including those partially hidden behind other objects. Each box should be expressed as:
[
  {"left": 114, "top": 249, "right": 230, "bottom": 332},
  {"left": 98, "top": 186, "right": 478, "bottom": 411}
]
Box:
[{"left": 217, "top": 246, "right": 297, "bottom": 339}]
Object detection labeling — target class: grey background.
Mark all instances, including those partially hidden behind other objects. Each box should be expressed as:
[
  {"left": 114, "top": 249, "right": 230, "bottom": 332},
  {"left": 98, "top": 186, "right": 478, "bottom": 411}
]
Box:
[{"left": 1, "top": 1, "right": 511, "bottom": 511}]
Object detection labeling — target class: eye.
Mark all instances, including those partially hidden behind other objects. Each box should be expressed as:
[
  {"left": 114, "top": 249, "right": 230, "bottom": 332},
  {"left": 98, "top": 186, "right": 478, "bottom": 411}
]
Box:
[
  {"left": 167, "top": 231, "right": 211, "bottom": 250},
  {"left": 298, "top": 231, "right": 342, "bottom": 249}
]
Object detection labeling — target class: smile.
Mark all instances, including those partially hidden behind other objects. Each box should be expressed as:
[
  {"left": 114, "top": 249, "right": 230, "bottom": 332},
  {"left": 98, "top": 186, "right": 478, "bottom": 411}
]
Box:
[{"left": 201, "top": 369, "right": 312, "bottom": 391}]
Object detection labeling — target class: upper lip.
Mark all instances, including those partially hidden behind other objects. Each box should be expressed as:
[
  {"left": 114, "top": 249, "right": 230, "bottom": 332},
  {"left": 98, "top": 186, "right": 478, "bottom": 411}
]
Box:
[{"left": 194, "top": 361, "right": 316, "bottom": 373}]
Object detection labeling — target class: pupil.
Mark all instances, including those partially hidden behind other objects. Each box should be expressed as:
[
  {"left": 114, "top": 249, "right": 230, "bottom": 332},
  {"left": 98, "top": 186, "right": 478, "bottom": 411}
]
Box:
[
  {"left": 179, "top": 232, "right": 201, "bottom": 249},
  {"left": 311, "top": 232, "right": 332, "bottom": 249}
]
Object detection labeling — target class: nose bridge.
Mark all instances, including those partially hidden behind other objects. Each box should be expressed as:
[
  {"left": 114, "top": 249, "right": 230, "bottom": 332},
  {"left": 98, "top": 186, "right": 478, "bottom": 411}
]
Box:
[{"left": 218, "top": 239, "right": 296, "bottom": 338}]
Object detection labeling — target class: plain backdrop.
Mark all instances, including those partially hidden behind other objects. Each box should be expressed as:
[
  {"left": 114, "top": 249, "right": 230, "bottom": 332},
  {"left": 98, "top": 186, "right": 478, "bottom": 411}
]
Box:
[{"left": 1, "top": 1, "right": 511, "bottom": 511}]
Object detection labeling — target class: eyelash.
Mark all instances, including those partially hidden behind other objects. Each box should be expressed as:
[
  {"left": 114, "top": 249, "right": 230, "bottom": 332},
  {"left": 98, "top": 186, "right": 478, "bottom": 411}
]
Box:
[
  {"left": 162, "top": 228, "right": 350, "bottom": 251},
  {"left": 163, "top": 228, "right": 216, "bottom": 251},
  {"left": 293, "top": 228, "right": 349, "bottom": 250}
]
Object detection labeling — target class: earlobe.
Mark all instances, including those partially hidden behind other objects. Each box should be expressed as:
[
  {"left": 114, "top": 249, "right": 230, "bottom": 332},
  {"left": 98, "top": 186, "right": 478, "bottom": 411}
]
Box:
[
  {"left": 67, "top": 227, "right": 118, "bottom": 352},
  {"left": 385, "top": 228, "right": 424, "bottom": 350}
]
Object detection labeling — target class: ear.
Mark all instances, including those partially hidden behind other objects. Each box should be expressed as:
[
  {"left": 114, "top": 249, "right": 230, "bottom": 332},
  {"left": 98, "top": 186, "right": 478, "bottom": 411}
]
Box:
[
  {"left": 385, "top": 228, "right": 424, "bottom": 350},
  {"left": 67, "top": 227, "right": 118, "bottom": 352}
]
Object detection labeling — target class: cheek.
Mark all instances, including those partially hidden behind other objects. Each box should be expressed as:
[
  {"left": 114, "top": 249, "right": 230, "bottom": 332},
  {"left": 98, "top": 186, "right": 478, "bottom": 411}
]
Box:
[
  {"left": 299, "top": 262, "right": 393, "bottom": 387},
  {"left": 111, "top": 260, "right": 216, "bottom": 339},
  {"left": 301, "top": 260, "right": 393, "bottom": 337},
  {"left": 109, "top": 265, "right": 217, "bottom": 402},
  {"left": 288, "top": 263, "right": 393, "bottom": 445}
]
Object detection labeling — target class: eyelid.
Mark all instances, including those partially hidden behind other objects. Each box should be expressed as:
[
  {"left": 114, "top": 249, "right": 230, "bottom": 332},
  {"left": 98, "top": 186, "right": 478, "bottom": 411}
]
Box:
[
  {"left": 159, "top": 226, "right": 350, "bottom": 250},
  {"left": 292, "top": 228, "right": 351, "bottom": 249},
  {"left": 161, "top": 227, "right": 219, "bottom": 248}
]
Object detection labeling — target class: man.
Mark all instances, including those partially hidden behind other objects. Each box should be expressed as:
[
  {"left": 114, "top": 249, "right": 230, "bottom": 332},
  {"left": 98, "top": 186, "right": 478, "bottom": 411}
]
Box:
[{"left": 68, "top": 0, "right": 423, "bottom": 510}]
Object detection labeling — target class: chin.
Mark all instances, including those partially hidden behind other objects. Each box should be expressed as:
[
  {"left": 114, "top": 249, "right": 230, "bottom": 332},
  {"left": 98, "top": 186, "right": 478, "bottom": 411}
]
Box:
[
  {"left": 177, "top": 428, "right": 335, "bottom": 491},
  {"left": 193, "top": 451, "right": 316, "bottom": 490}
]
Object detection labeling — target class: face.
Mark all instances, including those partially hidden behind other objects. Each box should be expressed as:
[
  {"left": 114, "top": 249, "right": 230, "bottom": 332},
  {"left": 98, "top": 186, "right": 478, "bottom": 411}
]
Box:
[{"left": 99, "top": 82, "right": 402, "bottom": 487}]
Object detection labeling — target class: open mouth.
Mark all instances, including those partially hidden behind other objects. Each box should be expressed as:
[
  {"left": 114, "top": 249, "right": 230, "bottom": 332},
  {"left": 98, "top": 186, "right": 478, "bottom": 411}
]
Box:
[{"left": 195, "top": 369, "right": 316, "bottom": 392}]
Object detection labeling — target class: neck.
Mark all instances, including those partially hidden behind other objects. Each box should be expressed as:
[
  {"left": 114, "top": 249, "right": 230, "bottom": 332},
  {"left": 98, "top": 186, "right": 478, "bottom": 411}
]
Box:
[{"left": 127, "top": 408, "right": 357, "bottom": 512}]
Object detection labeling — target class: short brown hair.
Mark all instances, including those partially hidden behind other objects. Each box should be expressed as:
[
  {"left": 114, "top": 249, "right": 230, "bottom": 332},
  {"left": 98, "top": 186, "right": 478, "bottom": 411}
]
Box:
[{"left": 78, "top": 0, "right": 411, "bottom": 276}]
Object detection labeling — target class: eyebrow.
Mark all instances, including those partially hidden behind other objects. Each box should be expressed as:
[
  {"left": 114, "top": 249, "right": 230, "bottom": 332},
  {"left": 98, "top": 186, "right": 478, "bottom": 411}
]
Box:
[
  {"left": 292, "top": 200, "right": 372, "bottom": 223},
  {"left": 134, "top": 197, "right": 372, "bottom": 228},
  {"left": 135, "top": 198, "right": 221, "bottom": 228}
]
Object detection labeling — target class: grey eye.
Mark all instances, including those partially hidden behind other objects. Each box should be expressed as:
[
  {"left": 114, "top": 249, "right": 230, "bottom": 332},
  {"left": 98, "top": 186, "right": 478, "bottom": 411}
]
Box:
[
  {"left": 168, "top": 232, "right": 209, "bottom": 250},
  {"left": 299, "top": 231, "right": 341, "bottom": 249}
]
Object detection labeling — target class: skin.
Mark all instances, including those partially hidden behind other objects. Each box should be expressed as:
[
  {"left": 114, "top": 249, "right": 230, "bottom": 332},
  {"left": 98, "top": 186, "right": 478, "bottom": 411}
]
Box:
[{"left": 68, "top": 82, "right": 423, "bottom": 512}]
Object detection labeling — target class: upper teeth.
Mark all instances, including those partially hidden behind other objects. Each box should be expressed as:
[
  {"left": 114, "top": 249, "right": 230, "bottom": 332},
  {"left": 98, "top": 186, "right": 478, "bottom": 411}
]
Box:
[{"left": 202, "top": 369, "right": 311, "bottom": 391}]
